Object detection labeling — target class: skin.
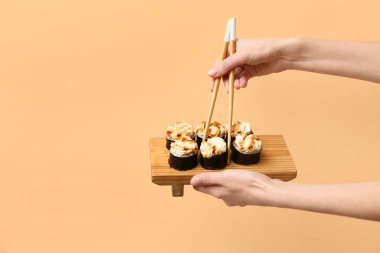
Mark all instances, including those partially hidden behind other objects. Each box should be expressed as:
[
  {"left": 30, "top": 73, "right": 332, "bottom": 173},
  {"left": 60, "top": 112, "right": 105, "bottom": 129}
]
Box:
[
  {"left": 209, "top": 38, "right": 380, "bottom": 91},
  {"left": 192, "top": 38, "right": 380, "bottom": 221}
]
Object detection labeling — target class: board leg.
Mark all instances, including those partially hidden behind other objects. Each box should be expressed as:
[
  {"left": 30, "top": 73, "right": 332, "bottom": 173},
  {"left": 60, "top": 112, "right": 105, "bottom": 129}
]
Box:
[{"left": 171, "top": 184, "right": 184, "bottom": 197}]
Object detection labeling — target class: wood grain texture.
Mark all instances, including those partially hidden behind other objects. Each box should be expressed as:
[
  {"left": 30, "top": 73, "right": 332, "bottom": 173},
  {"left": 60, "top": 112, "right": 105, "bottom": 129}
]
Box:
[{"left": 150, "top": 135, "right": 297, "bottom": 185}]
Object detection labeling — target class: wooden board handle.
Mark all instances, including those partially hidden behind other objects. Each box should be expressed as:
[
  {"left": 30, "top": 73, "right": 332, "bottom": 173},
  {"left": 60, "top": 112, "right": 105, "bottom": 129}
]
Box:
[{"left": 171, "top": 184, "right": 184, "bottom": 197}]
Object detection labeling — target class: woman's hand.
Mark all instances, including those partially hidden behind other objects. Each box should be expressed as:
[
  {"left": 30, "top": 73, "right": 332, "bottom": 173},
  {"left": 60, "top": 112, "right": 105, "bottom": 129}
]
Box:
[
  {"left": 208, "top": 38, "right": 298, "bottom": 91},
  {"left": 191, "top": 170, "right": 380, "bottom": 221},
  {"left": 209, "top": 37, "right": 380, "bottom": 91},
  {"left": 190, "top": 169, "right": 282, "bottom": 207}
]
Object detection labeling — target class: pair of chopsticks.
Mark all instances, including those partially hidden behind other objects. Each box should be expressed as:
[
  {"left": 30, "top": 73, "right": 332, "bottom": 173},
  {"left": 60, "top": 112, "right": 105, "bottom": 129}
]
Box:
[{"left": 203, "top": 17, "right": 237, "bottom": 164}]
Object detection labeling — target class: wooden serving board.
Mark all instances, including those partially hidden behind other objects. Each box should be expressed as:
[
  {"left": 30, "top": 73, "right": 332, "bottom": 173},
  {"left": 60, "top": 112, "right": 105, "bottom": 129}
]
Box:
[{"left": 150, "top": 135, "right": 297, "bottom": 197}]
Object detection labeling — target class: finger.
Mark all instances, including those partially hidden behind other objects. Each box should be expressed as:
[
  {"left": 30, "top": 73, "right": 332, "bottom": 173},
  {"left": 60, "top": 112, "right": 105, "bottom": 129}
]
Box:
[
  {"left": 237, "top": 69, "right": 252, "bottom": 89},
  {"left": 234, "top": 79, "right": 241, "bottom": 90},
  {"left": 224, "top": 200, "right": 236, "bottom": 207},
  {"left": 208, "top": 52, "right": 247, "bottom": 78},
  {"left": 224, "top": 65, "right": 241, "bottom": 92},
  {"left": 234, "top": 66, "right": 243, "bottom": 76},
  {"left": 210, "top": 56, "right": 223, "bottom": 92},
  {"left": 223, "top": 200, "right": 246, "bottom": 207},
  {"left": 239, "top": 75, "right": 249, "bottom": 88},
  {"left": 193, "top": 185, "right": 227, "bottom": 199},
  {"left": 190, "top": 172, "right": 226, "bottom": 187}
]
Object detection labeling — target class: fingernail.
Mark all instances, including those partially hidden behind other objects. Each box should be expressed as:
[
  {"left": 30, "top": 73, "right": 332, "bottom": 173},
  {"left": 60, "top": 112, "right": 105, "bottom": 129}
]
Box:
[
  {"left": 190, "top": 176, "right": 200, "bottom": 186},
  {"left": 208, "top": 69, "right": 217, "bottom": 76}
]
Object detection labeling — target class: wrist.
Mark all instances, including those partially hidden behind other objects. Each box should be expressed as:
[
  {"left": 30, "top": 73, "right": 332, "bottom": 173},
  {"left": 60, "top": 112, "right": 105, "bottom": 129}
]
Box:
[
  {"left": 266, "top": 178, "right": 294, "bottom": 208},
  {"left": 276, "top": 37, "right": 308, "bottom": 71}
]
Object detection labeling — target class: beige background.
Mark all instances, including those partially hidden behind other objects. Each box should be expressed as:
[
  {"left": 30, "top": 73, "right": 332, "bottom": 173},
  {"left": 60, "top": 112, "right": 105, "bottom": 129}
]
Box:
[{"left": 1, "top": 0, "right": 380, "bottom": 252}]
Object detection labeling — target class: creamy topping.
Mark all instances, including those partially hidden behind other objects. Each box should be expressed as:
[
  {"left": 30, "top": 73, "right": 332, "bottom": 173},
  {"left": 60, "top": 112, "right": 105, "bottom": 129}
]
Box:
[
  {"left": 233, "top": 134, "right": 262, "bottom": 154},
  {"left": 196, "top": 121, "right": 227, "bottom": 139},
  {"left": 170, "top": 136, "right": 198, "bottom": 157},
  {"left": 200, "top": 137, "right": 227, "bottom": 158},
  {"left": 230, "top": 121, "right": 253, "bottom": 137},
  {"left": 166, "top": 122, "right": 195, "bottom": 140}
]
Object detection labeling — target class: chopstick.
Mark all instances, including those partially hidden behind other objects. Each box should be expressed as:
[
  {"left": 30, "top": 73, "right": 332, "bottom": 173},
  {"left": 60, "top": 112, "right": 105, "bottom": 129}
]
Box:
[
  {"left": 227, "top": 17, "right": 236, "bottom": 164},
  {"left": 203, "top": 19, "right": 231, "bottom": 142}
]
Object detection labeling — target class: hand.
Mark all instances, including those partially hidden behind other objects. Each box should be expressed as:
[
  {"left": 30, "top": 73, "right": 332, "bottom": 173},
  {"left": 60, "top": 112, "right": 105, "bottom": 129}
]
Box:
[
  {"left": 190, "top": 169, "right": 281, "bottom": 207},
  {"left": 208, "top": 38, "right": 296, "bottom": 91},
  {"left": 191, "top": 170, "right": 380, "bottom": 221},
  {"left": 209, "top": 38, "right": 380, "bottom": 88}
]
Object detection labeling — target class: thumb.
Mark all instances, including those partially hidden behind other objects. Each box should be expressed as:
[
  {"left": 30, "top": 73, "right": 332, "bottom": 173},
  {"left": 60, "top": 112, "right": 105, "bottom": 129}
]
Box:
[
  {"left": 190, "top": 172, "right": 226, "bottom": 187},
  {"left": 208, "top": 52, "right": 247, "bottom": 78}
]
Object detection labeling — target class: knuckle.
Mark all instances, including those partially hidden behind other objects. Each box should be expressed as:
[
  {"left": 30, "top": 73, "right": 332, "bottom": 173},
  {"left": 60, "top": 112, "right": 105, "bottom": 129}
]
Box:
[
  {"left": 213, "top": 192, "right": 222, "bottom": 199},
  {"left": 216, "top": 192, "right": 226, "bottom": 200},
  {"left": 204, "top": 177, "right": 214, "bottom": 185},
  {"left": 224, "top": 200, "right": 235, "bottom": 207}
]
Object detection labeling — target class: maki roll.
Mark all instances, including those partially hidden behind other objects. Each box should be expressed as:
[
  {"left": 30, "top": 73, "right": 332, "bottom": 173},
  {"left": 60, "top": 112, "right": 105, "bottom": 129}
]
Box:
[
  {"left": 195, "top": 121, "right": 227, "bottom": 147},
  {"left": 231, "top": 133, "right": 262, "bottom": 165},
  {"left": 229, "top": 121, "right": 253, "bottom": 143},
  {"left": 200, "top": 137, "right": 228, "bottom": 169},
  {"left": 165, "top": 122, "right": 195, "bottom": 150},
  {"left": 168, "top": 136, "right": 198, "bottom": 171}
]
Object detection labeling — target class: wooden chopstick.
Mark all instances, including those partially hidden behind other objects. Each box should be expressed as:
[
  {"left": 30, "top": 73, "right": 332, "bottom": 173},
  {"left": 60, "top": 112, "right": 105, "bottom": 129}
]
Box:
[
  {"left": 203, "top": 19, "right": 231, "bottom": 142},
  {"left": 227, "top": 17, "right": 236, "bottom": 164}
]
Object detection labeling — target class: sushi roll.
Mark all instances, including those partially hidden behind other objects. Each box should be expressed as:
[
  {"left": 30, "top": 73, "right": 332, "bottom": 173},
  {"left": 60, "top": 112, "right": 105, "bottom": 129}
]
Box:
[
  {"left": 231, "top": 133, "right": 262, "bottom": 165},
  {"left": 168, "top": 136, "right": 198, "bottom": 171},
  {"left": 165, "top": 122, "right": 195, "bottom": 150},
  {"left": 229, "top": 121, "right": 253, "bottom": 143},
  {"left": 195, "top": 121, "right": 227, "bottom": 147},
  {"left": 200, "top": 137, "right": 228, "bottom": 169}
]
